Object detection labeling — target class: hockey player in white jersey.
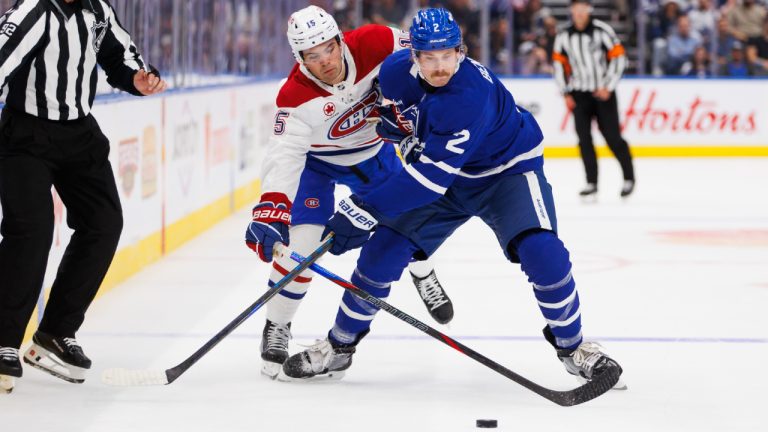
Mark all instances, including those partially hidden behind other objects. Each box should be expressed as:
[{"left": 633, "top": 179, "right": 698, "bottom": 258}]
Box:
[{"left": 244, "top": 6, "right": 454, "bottom": 378}]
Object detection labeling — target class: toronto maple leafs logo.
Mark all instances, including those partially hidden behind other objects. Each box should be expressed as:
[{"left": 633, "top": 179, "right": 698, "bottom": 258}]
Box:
[{"left": 91, "top": 20, "right": 108, "bottom": 53}]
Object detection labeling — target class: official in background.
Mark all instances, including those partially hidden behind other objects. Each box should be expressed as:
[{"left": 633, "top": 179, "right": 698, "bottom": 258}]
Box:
[
  {"left": 552, "top": 0, "right": 635, "bottom": 198},
  {"left": 0, "top": 0, "right": 166, "bottom": 392}
]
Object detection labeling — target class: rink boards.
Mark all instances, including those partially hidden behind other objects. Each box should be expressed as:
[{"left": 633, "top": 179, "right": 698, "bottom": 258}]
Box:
[{"left": 508, "top": 77, "right": 768, "bottom": 157}]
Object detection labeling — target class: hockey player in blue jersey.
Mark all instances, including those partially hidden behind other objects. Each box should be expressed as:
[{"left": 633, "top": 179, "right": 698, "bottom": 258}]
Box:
[{"left": 280, "top": 8, "right": 624, "bottom": 389}]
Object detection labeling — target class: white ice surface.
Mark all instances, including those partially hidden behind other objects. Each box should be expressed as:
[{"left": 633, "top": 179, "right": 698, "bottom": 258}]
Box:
[{"left": 2, "top": 158, "right": 767, "bottom": 432}]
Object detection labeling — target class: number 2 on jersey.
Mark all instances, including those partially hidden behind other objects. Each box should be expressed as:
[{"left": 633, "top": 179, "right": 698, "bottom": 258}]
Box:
[{"left": 446, "top": 129, "right": 470, "bottom": 154}]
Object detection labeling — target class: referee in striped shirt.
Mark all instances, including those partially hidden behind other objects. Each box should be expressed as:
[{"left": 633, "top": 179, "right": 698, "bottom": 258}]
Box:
[
  {"left": 552, "top": 0, "right": 635, "bottom": 198},
  {"left": 0, "top": 0, "right": 166, "bottom": 387}
]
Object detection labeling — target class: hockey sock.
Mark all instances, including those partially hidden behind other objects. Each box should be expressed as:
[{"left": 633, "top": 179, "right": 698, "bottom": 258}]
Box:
[
  {"left": 329, "top": 269, "right": 391, "bottom": 345},
  {"left": 265, "top": 260, "right": 313, "bottom": 324},
  {"left": 329, "top": 227, "right": 416, "bottom": 345},
  {"left": 407, "top": 257, "right": 434, "bottom": 278},
  {"left": 512, "top": 230, "right": 582, "bottom": 350},
  {"left": 265, "top": 224, "right": 322, "bottom": 324}
]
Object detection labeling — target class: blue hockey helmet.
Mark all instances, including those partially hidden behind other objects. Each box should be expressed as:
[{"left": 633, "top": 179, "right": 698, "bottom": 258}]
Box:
[{"left": 409, "top": 8, "right": 462, "bottom": 52}]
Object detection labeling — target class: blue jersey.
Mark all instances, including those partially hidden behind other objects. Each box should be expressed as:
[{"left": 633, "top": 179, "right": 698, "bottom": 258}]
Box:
[{"left": 364, "top": 49, "right": 545, "bottom": 217}]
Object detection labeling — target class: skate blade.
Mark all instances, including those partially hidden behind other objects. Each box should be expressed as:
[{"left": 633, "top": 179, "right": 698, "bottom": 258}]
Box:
[
  {"left": 261, "top": 361, "right": 284, "bottom": 380},
  {"left": 576, "top": 375, "right": 628, "bottom": 391},
  {"left": 612, "top": 377, "right": 628, "bottom": 391},
  {"left": 276, "top": 369, "right": 346, "bottom": 383},
  {"left": 1, "top": 375, "right": 14, "bottom": 394},
  {"left": 101, "top": 368, "right": 169, "bottom": 386},
  {"left": 23, "top": 345, "right": 87, "bottom": 384}
]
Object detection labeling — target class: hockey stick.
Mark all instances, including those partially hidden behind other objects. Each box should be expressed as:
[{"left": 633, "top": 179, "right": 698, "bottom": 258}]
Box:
[
  {"left": 289, "top": 250, "right": 620, "bottom": 407},
  {"left": 101, "top": 236, "right": 334, "bottom": 387}
]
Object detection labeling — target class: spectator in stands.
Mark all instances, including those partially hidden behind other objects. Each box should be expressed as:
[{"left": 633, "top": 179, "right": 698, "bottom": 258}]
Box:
[
  {"left": 520, "top": 41, "right": 553, "bottom": 75},
  {"left": 447, "top": 0, "right": 481, "bottom": 58},
  {"left": 333, "top": 0, "right": 357, "bottom": 30},
  {"left": 490, "top": 13, "right": 511, "bottom": 71},
  {"left": 540, "top": 15, "right": 559, "bottom": 60},
  {"left": 746, "top": 20, "right": 768, "bottom": 75},
  {"left": 518, "top": 14, "right": 559, "bottom": 75},
  {"left": 715, "top": 16, "right": 739, "bottom": 66},
  {"left": 512, "top": 0, "right": 551, "bottom": 49},
  {"left": 719, "top": 0, "right": 739, "bottom": 16},
  {"left": 722, "top": 40, "right": 753, "bottom": 75},
  {"left": 512, "top": 0, "right": 532, "bottom": 47},
  {"left": 522, "top": 0, "right": 552, "bottom": 33},
  {"left": 666, "top": 15, "right": 702, "bottom": 74},
  {"left": 610, "top": 0, "right": 632, "bottom": 22},
  {"left": 367, "top": 0, "right": 409, "bottom": 27},
  {"left": 688, "top": 0, "right": 719, "bottom": 43},
  {"left": 687, "top": 44, "right": 714, "bottom": 76},
  {"left": 727, "top": 0, "right": 767, "bottom": 41},
  {"left": 660, "top": 0, "right": 686, "bottom": 36},
  {"left": 650, "top": 0, "right": 686, "bottom": 75}
]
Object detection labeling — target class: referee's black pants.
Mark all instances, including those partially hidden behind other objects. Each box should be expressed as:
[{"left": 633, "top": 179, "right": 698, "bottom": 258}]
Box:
[
  {"left": 0, "top": 108, "right": 123, "bottom": 348},
  {"left": 571, "top": 91, "right": 635, "bottom": 185}
]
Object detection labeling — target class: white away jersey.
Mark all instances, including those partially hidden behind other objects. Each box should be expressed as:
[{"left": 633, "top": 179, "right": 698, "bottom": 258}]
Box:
[{"left": 261, "top": 24, "right": 410, "bottom": 202}]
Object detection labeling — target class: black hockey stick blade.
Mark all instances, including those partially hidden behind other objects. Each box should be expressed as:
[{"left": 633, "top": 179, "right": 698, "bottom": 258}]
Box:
[
  {"left": 290, "top": 250, "right": 621, "bottom": 406},
  {"left": 101, "top": 236, "right": 334, "bottom": 387}
]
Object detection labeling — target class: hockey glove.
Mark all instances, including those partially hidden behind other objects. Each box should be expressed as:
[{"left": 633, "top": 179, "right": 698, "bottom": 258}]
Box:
[
  {"left": 398, "top": 135, "right": 424, "bottom": 164},
  {"left": 322, "top": 195, "right": 378, "bottom": 255},
  {"left": 245, "top": 192, "right": 292, "bottom": 262},
  {"left": 375, "top": 103, "right": 412, "bottom": 143}
]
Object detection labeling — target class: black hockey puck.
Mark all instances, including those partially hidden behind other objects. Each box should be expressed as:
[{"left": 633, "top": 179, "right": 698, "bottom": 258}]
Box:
[{"left": 476, "top": 419, "right": 498, "bottom": 428}]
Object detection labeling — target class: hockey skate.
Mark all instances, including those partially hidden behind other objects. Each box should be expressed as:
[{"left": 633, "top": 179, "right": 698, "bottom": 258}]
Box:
[
  {"left": 279, "top": 330, "right": 368, "bottom": 381},
  {"left": 23, "top": 331, "right": 91, "bottom": 384},
  {"left": 579, "top": 183, "right": 597, "bottom": 200},
  {"left": 261, "top": 320, "right": 292, "bottom": 379},
  {"left": 544, "top": 326, "right": 626, "bottom": 390},
  {"left": 412, "top": 269, "right": 454, "bottom": 324},
  {"left": 620, "top": 180, "right": 635, "bottom": 198},
  {"left": 0, "top": 347, "right": 22, "bottom": 394}
]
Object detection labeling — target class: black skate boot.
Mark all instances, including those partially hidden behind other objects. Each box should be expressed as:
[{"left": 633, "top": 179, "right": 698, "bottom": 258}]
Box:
[
  {"left": 279, "top": 330, "right": 368, "bottom": 381},
  {"left": 23, "top": 331, "right": 91, "bottom": 383},
  {"left": 620, "top": 180, "right": 635, "bottom": 198},
  {"left": 0, "top": 347, "right": 22, "bottom": 394},
  {"left": 261, "top": 320, "right": 292, "bottom": 379},
  {"left": 543, "top": 326, "right": 626, "bottom": 390},
  {"left": 412, "top": 270, "right": 454, "bottom": 324}
]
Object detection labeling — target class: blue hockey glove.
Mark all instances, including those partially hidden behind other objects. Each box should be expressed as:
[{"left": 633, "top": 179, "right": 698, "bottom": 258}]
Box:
[
  {"left": 245, "top": 192, "right": 291, "bottom": 262},
  {"left": 322, "top": 195, "right": 378, "bottom": 255},
  {"left": 374, "top": 104, "right": 423, "bottom": 164},
  {"left": 375, "top": 103, "right": 412, "bottom": 143}
]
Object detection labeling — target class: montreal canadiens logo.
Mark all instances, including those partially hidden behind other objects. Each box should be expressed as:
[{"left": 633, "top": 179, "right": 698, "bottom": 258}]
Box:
[
  {"left": 327, "top": 89, "right": 379, "bottom": 140},
  {"left": 323, "top": 102, "right": 336, "bottom": 116},
  {"left": 305, "top": 198, "right": 320, "bottom": 208}
]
